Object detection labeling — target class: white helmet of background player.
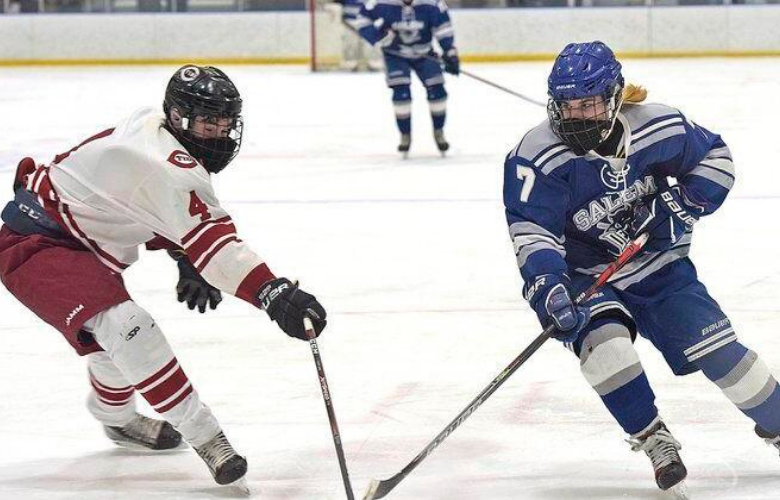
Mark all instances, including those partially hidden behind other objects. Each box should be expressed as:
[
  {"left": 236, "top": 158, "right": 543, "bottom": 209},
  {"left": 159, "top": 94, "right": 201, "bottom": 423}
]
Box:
[
  {"left": 163, "top": 65, "right": 243, "bottom": 174},
  {"left": 547, "top": 41, "right": 624, "bottom": 154}
]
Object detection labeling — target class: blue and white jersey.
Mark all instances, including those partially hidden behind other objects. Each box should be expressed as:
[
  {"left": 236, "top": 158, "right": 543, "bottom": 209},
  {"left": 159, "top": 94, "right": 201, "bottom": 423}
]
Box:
[
  {"left": 504, "top": 103, "right": 735, "bottom": 301},
  {"left": 342, "top": 0, "right": 365, "bottom": 28},
  {"left": 354, "top": 0, "right": 455, "bottom": 59}
]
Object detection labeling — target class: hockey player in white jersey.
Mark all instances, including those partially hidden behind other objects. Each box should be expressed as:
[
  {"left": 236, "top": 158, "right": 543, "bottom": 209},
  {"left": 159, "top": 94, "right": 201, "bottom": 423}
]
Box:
[{"left": 0, "top": 65, "right": 327, "bottom": 488}]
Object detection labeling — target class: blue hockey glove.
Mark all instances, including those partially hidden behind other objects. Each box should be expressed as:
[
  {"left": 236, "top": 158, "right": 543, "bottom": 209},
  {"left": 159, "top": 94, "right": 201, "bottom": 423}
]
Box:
[
  {"left": 524, "top": 274, "right": 590, "bottom": 343},
  {"left": 630, "top": 187, "right": 703, "bottom": 253},
  {"left": 442, "top": 49, "right": 460, "bottom": 75}
]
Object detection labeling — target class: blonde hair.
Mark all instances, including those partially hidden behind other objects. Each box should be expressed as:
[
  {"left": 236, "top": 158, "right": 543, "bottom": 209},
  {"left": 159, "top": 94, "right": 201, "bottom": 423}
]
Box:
[{"left": 622, "top": 83, "right": 647, "bottom": 104}]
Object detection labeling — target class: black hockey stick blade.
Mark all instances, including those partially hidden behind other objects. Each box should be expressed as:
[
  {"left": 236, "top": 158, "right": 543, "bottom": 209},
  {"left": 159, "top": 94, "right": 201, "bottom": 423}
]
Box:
[{"left": 363, "top": 474, "right": 402, "bottom": 500}]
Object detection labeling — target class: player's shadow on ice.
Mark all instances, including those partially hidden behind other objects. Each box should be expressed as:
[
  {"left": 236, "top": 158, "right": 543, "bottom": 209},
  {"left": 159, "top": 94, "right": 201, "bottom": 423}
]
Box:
[
  {"left": 541, "top": 473, "right": 780, "bottom": 499},
  {"left": 539, "top": 485, "right": 669, "bottom": 499},
  {"left": 0, "top": 447, "right": 251, "bottom": 498}
]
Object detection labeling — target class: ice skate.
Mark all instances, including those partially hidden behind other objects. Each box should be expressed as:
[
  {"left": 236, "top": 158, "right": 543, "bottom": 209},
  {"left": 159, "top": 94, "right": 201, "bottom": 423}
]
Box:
[
  {"left": 433, "top": 129, "right": 449, "bottom": 156},
  {"left": 195, "top": 431, "right": 248, "bottom": 490},
  {"left": 104, "top": 413, "right": 183, "bottom": 451},
  {"left": 398, "top": 133, "right": 411, "bottom": 158},
  {"left": 628, "top": 420, "right": 688, "bottom": 498},
  {"left": 755, "top": 424, "right": 780, "bottom": 454}
]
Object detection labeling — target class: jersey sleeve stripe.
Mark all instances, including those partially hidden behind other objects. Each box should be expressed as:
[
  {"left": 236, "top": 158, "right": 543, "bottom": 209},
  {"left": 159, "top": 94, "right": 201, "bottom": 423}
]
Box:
[
  {"left": 185, "top": 223, "right": 237, "bottom": 262},
  {"left": 685, "top": 165, "right": 735, "bottom": 190},
  {"left": 699, "top": 157, "right": 735, "bottom": 176},
  {"left": 193, "top": 235, "right": 240, "bottom": 273},
  {"left": 352, "top": 17, "right": 373, "bottom": 29},
  {"left": 706, "top": 146, "right": 732, "bottom": 161},
  {"left": 181, "top": 216, "right": 233, "bottom": 246},
  {"left": 513, "top": 234, "right": 565, "bottom": 251},
  {"left": 516, "top": 241, "right": 567, "bottom": 269},
  {"left": 235, "top": 263, "right": 276, "bottom": 308},
  {"left": 509, "top": 221, "right": 565, "bottom": 244}
]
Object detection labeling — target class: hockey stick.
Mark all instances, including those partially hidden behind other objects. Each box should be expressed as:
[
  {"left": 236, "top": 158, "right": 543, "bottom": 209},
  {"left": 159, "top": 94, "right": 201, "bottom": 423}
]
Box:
[
  {"left": 304, "top": 316, "right": 356, "bottom": 500},
  {"left": 457, "top": 68, "right": 546, "bottom": 108},
  {"left": 363, "top": 233, "right": 649, "bottom": 500},
  {"left": 381, "top": 48, "right": 546, "bottom": 108}
]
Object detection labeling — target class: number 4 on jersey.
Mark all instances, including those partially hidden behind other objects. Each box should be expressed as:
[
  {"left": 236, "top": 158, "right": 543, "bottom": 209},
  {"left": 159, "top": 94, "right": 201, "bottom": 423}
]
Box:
[
  {"left": 189, "top": 191, "right": 212, "bottom": 221},
  {"left": 516, "top": 165, "right": 536, "bottom": 203}
]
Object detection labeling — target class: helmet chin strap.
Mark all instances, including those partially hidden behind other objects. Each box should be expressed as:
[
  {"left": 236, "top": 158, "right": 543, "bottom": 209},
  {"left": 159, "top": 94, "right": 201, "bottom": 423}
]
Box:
[{"left": 603, "top": 88, "right": 625, "bottom": 146}]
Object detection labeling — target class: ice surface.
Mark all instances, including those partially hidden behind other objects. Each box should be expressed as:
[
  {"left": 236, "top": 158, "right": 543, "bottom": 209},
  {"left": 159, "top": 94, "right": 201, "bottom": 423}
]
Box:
[{"left": 0, "top": 59, "right": 779, "bottom": 499}]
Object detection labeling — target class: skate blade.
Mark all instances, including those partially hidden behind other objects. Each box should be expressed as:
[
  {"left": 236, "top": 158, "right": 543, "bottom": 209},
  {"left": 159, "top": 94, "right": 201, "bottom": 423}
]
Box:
[
  {"left": 110, "top": 439, "right": 188, "bottom": 453},
  {"left": 226, "top": 477, "right": 251, "bottom": 496},
  {"left": 666, "top": 480, "right": 690, "bottom": 500},
  {"left": 401, "top": 151, "right": 409, "bottom": 160}
]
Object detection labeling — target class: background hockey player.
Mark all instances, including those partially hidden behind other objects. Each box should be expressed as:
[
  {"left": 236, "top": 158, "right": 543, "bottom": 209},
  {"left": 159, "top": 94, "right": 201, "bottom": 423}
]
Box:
[
  {"left": 0, "top": 65, "right": 327, "bottom": 489},
  {"left": 353, "top": 0, "right": 460, "bottom": 155},
  {"left": 504, "top": 41, "right": 780, "bottom": 496}
]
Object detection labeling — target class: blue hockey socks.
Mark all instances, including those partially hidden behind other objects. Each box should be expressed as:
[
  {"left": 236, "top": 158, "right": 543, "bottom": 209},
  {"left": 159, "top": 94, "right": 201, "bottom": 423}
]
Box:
[
  {"left": 427, "top": 84, "right": 447, "bottom": 131},
  {"left": 697, "top": 341, "right": 780, "bottom": 436},
  {"left": 392, "top": 86, "right": 412, "bottom": 135}
]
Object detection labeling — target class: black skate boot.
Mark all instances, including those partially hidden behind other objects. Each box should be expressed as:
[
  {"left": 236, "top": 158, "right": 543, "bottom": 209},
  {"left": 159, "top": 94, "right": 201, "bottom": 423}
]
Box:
[
  {"left": 195, "top": 431, "right": 248, "bottom": 487},
  {"left": 433, "top": 129, "right": 449, "bottom": 155},
  {"left": 628, "top": 420, "right": 689, "bottom": 498},
  {"left": 755, "top": 424, "right": 780, "bottom": 453},
  {"left": 104, "top": 413, "right": 182, "bottom": 451},
  {"left": 398, "top": 133, "right": 411, "bottom": 157}
]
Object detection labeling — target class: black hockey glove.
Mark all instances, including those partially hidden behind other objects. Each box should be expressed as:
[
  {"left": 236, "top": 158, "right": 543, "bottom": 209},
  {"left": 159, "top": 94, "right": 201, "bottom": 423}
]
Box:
[
  {"left": 442, "top": 49, "right": 460, "bottom": 75},
  {"left": 258, "top": 278, "right": 327, "bottom": 341},
  {"left": 171, "top": 250, "right": 222, "bottom": 314},
  {"left": 630, "top": 187, "right": 703, "bottom": 253}
]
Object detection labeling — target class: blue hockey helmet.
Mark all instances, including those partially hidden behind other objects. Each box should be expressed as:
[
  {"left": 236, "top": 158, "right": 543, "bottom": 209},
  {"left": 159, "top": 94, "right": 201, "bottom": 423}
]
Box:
[{"left": 547, "top": 41, "right": 625, "bottom": 154}]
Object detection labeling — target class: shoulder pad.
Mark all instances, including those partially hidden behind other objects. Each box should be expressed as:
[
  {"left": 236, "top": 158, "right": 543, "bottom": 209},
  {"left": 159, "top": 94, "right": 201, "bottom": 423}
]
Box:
[
  {"left": 622, "top": 102, "right": 683, "bottom": 132},
  {"left": 623, "top": 103, "right": 687, "bottom": 155},
  {"left": 507, "top": 120, "right": 577, "bottom": 176}
]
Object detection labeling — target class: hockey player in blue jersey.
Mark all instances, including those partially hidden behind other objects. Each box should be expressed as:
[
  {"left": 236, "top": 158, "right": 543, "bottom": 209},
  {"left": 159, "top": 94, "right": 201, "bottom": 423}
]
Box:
[
  {"left": 353, "top": 0, "right": 459, "bottom": 155},
  {"left": 504, "top": 40, "right": 780, "bottom": 496}
]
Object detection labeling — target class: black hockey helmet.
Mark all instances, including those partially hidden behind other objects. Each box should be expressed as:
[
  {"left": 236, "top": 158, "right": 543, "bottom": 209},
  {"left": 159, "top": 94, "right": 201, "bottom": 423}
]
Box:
[{"left": 163, "top": 65, "right": 243, "bottom": 174}]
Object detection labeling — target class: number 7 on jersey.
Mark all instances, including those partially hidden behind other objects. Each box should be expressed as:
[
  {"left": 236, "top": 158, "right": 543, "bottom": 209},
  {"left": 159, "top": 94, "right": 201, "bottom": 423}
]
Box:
[{"left": 516, "top": 165, "right": 536, "bottom": 203}]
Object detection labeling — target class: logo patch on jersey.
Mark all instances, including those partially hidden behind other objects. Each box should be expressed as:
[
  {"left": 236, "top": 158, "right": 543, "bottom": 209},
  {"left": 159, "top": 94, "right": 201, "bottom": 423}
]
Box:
[
  {"left": 167, "top": 150, "right": 198, "bottom": 169},
  {"left": 600, "top": 163, "right": 631, "bottom": 191}
]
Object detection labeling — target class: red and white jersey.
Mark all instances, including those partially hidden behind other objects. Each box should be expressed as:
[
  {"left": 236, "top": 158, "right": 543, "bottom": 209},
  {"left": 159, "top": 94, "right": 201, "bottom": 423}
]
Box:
[{"left": 24, "top": 107, "right": 274, "bottom": 306}]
